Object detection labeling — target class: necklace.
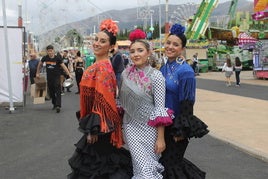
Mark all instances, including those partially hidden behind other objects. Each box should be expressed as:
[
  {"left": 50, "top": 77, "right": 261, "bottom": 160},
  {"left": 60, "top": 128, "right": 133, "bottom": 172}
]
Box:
[
  {"left": 175, "top": 57, "right": 184, "bottom": 65},
  {"left": 165, "top": 57, "right": 183, "bottom": 84}
]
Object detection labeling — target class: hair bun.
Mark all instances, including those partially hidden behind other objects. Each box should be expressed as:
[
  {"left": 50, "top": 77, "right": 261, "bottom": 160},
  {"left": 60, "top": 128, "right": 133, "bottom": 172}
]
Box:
[
  {"left": 99, "top": 19, "right": 119, "bottom": 36},
  {"left": 129, "top": 29, "right": 146, "bottom": 42},
  {"left": 170, "top": 23, "right": 185, "bottom": 36}
]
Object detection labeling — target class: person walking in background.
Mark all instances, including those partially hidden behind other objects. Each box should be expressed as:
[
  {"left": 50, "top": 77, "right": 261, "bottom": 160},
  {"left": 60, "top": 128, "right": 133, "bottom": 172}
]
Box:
[
  {"left": 234, "top": 56, "right": 242, "bottom": 87},
  {"left": 28, "top": 53, "right": 40, "bottom": 84},
  {"left": 222, "top": 58, "right": 234, "bottom": 87},
  {"left": 192, "top": 53, "right": 199, "bottom": 76},
  {"left": 68, "top": 19, "right": 132, "bottom": 179},
  {"left": 61, "top": 50, "right": 72, "bottom": 93},
  {"left": 36, "top": 45, "right": 72, "bottom": 113},
  {"left": 74, "top": 51, "right": 85, "bottom": 94},
  {"left": 119, "top": 29, "right": 173, "bottom": 179},
  {"left": 122, "top": 54, "right": 129, "bottom": 68},
  {"left": 22, "top": 56, "right": 29, "bottom": 92},
  {"left": 159, "top": 23, "right": 209, "bottom": 179},
  {"left": 110, "top": 43, "right": 125, "bottom": 86}
]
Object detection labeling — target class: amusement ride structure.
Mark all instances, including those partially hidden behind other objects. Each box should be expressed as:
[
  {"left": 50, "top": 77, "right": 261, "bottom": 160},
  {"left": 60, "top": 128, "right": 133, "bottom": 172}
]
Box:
[{"left": 177, "top": 0, "right": 268, "bottom": 76}]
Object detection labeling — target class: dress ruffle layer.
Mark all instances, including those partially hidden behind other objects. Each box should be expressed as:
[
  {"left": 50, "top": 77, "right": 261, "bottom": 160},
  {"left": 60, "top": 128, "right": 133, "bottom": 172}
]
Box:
[
  {"left": 78, "top": 112, "right": 114, "bottom": 135},
  {"left": 68, "top": 112, "right": 133, "bottom": 179},
  {"left": 160, "top": 137, "right": 206, "bottom": 179},
  {"left": 170, "top": 100, "right": 209, "bottom": 138},
  {"left": 161, "top": 158, "right": 206, "bottom": 179},
  {"left": 68, "top": 134, "right": 133, "bottom": 179},
  {"left": 171, "top": 115, "right": 209, "bottom": 138}
]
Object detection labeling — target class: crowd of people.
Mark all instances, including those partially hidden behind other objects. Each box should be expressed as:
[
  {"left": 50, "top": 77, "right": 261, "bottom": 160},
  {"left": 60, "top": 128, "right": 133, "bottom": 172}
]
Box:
[
  {"left": 22, "top": 19, "right": 223, "bottom": 179},
  {"left": 65, "top": 19, "right": 210, "bottom": 179}
]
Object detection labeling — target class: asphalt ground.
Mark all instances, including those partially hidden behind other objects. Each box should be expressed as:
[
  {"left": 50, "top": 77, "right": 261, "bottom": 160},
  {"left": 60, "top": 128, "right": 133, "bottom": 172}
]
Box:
[{"left": 0, "top": 70, "right": 268, "bottom": 179}]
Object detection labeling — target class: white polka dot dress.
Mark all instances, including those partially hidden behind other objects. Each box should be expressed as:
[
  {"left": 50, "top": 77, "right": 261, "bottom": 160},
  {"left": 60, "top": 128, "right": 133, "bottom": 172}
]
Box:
[
  {"left": 120, "top": 65, "right": 173, "bottom": 179},
  {"left": 123, "top": 115, "right": 164, "bottom": 179}
]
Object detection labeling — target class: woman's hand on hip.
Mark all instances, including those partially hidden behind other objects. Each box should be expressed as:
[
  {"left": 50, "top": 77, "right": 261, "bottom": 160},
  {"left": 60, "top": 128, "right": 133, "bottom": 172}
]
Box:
[{"left": 87, "top": 134, "right": 98, "bottom": 144}]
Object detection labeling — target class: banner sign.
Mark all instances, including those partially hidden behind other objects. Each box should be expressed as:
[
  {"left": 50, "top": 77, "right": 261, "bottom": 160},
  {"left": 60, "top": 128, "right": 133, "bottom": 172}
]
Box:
[{"left": 0, "top": 27, "right": 24, "bottom": 105}]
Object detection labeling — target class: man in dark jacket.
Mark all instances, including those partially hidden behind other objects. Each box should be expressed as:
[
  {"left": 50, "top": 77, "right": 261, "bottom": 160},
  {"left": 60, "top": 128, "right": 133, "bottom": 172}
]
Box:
[
  {"left": 110, "top": 44, "right": 124, "bottom": 86},
  {"left": 28, "top": 53, "right": 40, "bottom": 84}
]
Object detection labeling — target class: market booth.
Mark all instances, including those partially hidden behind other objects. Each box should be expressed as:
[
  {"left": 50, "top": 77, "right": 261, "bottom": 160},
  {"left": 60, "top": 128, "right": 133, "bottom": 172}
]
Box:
[
  {"left": 238, "top": 32, "right": 258, "bottom": 47},
  {"left": 238, "top": 33, "right": 268, "bottom": 79},
  {"left": 253, "top": 40, "right": 268, "bottom": 79}
]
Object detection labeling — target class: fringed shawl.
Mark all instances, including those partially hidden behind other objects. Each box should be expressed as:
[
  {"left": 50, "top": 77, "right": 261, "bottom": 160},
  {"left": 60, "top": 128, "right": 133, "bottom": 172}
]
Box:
[
  {"left": 79, "top": 59, "right": 123, "bottom": 148},
  {"left": 119, "top": 65, "right": 173, "bottom": 126}
]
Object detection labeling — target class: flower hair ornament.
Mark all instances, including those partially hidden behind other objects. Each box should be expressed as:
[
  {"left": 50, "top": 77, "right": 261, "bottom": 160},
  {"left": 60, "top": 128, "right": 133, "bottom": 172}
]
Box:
[
  {"left": 170, "top": 23, "right": 185, "bottom": 36},
  {"left": 129, "top": 29, "right": 146, "bottom": 42},
  {"left": 100, "top": 19, "right": 119, "bottom": 36}
]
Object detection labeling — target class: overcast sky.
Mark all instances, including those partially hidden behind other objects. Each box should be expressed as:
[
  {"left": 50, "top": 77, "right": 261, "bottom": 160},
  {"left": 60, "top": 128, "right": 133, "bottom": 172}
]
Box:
[{"left": 0, "top": 0, "right": 251, "bottom": 34}]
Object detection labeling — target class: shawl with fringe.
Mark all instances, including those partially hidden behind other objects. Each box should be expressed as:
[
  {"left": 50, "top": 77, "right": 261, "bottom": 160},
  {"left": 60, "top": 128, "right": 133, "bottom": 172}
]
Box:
[
  {"left": 119, "top": 65, "right": 173, "bottom": 126},
  {"left": 79, "top": 59, "right": 123, "bottom": 148}
]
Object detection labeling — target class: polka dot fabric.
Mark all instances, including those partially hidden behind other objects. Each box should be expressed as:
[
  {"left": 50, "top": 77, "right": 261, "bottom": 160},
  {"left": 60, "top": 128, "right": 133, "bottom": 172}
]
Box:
[{"left": 123, "top": 118, "right": 164, "bottom": 179}]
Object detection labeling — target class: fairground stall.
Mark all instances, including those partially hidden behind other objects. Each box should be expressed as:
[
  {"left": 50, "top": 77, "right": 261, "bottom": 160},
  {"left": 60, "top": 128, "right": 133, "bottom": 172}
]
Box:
[
  {"left": 251, "top": 0, "right": 268, "bottom": 78},
  {"left": 253, "top": 40, "right": 268, "bottom": 79}
]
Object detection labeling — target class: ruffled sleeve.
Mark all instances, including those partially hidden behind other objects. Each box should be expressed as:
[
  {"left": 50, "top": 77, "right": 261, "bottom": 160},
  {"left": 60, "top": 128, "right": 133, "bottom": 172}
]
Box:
[
  {"left": 148, "top": 108, "right": 174, "bottom": 127},
  {"left": 147, "top": 70, "right": 173, "bottom": 127},
  {"left": 170, "top": 100, "right": 209, "bottom": 138}
]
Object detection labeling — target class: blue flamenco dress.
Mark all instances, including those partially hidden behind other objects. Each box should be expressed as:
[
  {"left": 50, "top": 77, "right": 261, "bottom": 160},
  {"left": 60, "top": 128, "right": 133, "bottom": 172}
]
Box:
[{"left": 160, "top": 59, "right": 209, "bottom": 179}]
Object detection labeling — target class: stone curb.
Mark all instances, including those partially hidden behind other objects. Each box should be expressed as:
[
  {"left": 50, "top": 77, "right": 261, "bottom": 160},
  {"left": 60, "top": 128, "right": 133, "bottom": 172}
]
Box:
[{"left": 209, "top": 132, "right": 268, "bottom": 163}]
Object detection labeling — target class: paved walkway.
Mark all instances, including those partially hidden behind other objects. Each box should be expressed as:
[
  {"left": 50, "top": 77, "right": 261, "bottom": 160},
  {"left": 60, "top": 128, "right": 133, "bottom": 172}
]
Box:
[{"left": 195, "top": 71, "right": 268, "bottom": 162}]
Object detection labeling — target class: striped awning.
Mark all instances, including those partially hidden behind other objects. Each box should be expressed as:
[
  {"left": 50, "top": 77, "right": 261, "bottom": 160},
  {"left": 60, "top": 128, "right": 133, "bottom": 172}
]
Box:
[{"left": 238, "top": 32, "right": 258, "bottom": 45}]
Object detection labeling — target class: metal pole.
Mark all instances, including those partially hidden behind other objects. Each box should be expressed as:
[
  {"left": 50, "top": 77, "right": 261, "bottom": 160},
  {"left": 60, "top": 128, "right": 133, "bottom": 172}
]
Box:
[
  {"left": 165, "top": 0, "right": 169, "bottom": 34},
  {"left": 159, "top": 0, "right": 162, "bottom": 49},
  {"left": 2, "top": 0, "right": 15, "bottom": 112}
]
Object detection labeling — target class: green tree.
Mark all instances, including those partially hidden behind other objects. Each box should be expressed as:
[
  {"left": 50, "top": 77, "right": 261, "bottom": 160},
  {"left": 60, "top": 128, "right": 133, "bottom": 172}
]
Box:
[
  {"left": 54, "top": 36, "right": 60, "bottom": 43},
  {"left": 66, "top": 29, "right": 83, "bottom": 47}
]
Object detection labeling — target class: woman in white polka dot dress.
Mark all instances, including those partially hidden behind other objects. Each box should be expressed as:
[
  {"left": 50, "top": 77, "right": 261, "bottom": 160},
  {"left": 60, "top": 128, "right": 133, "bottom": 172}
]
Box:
[{"left": 119, "top": 29, "right": 174, "bottom": 179}]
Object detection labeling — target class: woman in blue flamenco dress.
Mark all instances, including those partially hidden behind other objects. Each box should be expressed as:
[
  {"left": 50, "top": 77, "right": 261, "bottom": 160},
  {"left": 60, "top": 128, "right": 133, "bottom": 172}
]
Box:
[{"left": 159, "top": 23, "right": 209, "bottom": 179}]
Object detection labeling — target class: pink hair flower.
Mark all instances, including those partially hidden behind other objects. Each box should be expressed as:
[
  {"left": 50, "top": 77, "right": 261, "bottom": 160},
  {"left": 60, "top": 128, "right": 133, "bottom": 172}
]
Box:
[{"left": 129, "top": 29, "right": 146, "bottom": 42}]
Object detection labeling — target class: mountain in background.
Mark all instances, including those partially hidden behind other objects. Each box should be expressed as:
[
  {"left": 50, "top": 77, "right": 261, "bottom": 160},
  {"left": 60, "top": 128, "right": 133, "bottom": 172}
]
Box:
[{"left": 38, "top": 0, "right": 253, "bottom": 49}]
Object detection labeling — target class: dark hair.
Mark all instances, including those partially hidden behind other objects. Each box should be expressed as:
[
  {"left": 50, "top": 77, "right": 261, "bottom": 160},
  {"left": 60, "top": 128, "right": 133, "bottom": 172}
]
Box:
[
  {"left": 168, "top": 23, "right": 187, "bottom": 48},
  {"left": 64, "top": 50, "right": 68, "bottom": 53},
  {"left": 56, "top": 52, "right": 62, "bottom": 59},
  {"left": 235, "top": 57, "right": 241, "bottom": 66},
  {"left": 77, "top": 51, "right": 81, "bottom": 57},
  {"left": 226, "top": 58, "right": 232, "bottom": 67},
  {"left": 46, "top": 45, "right": 54, "bottom": 50},
  {"left": 103, "top": 30, "right": 117, "bottom": 45},
  {"left": 168, "top": 33, "right": 187, "bottom": 48}
]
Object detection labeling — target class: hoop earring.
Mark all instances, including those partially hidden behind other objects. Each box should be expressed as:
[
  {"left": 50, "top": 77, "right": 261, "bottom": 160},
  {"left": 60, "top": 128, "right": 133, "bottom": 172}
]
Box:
[{"left": 147, "top": 56, "right": 150, "bottom": 63}]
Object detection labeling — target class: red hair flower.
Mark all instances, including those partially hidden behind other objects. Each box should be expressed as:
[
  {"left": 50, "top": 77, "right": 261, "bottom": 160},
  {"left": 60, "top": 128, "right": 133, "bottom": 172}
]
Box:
[
  {"left": 100, "top": 19, "right": 119, "bottom": 36},
  {"left": 129, "top": 29, "right": 146, "bottom": 42}
]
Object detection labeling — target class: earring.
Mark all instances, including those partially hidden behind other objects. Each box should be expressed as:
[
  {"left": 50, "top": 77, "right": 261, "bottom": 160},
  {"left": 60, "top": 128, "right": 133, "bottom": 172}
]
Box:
[{"left": 147, "top": 56, "right": 150, "bottom": 63}]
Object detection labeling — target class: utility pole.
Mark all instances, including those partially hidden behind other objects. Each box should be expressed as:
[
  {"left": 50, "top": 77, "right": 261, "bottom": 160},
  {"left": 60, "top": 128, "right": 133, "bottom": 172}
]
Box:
[
  {"left": 165, "top": 0, "right": 169, "bottom": 34},
  {"left": 159, "top": 0, "right": 162, "bottom": 48},
  {"left": 2, "top": 0, "right": 15, "bottom": 112}
]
